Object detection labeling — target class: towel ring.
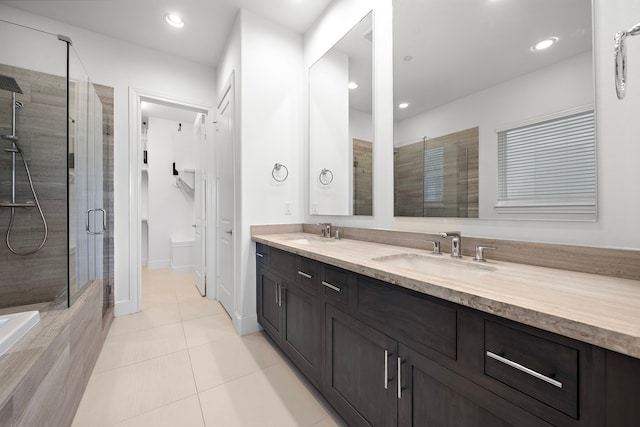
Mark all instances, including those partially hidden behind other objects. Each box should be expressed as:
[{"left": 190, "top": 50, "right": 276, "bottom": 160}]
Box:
[
  {"left": 615, "top": 30, "right": 628, "bottom": 99},
  {"left": 615, "top": 22, "right": 640, "bottom": 100},
  {"left": 272, "top": 163, "right": 288, "bottom": 182},
  {"left": 319, "top": 168, "right": 333, "bottom": 185}
]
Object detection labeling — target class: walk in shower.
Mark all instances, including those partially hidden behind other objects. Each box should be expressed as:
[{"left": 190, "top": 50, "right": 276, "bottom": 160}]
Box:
[{"left": 0, "top": 19, "right": 113, "bottom": 316}]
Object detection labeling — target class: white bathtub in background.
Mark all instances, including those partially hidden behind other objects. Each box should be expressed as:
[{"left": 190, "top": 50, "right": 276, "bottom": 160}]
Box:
[{"left": 0, "top": 311, "right": 40, "bottom": 357}]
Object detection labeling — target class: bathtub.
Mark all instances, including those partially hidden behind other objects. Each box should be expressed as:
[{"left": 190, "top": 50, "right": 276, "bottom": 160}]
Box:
[{"left": 0, "top": 310, "right": 40, "bottom": 357}]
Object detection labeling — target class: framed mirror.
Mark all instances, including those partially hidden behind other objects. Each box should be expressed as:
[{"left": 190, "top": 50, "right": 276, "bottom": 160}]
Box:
[
  {"left": 393, "top": 0, "right": 595, "bottom": 220},
  {"left": 309, "top": 11, "right": 373, "bottom": 216}
]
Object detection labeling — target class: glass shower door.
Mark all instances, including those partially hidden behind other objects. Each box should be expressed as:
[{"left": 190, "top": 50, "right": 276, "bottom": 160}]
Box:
[{"left": 69, "top": 48, "right": 104, "bottom": 305}]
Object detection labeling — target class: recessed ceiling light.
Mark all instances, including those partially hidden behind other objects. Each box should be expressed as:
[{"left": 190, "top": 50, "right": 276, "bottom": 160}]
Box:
[
  {"left": 165, "top": 14, "right": 184, "bottom": 28},
  {"left": 348, "top": 82, "right": 358, "bottom": 90},
  {"left": 398, "top": 102, "right": 409, "bottom": 109},
  {"left": 531, "top": 37, "right": 558, "bottom": 52}
]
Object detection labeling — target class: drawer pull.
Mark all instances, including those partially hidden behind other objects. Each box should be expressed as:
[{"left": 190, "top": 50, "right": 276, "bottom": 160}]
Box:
[
  {"left": 297, "top": 271, "right": 312, "bottom": 279},
  {"left": 256, "top": 253, "right": 264, "bottom": 258},
  {"left": 322, "top": 281, "right": 341, "bottom": 292},
  {"left": 397, "top": 357, "right": 405, "bottom": 399},
  {"left": 384, "top": 350, "right": 395, "bottom": 389},
  {"left": 486, "top": 351, "right": 563, "bottom": 389}
]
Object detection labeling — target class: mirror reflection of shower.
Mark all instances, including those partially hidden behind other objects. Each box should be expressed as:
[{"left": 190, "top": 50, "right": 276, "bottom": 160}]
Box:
[{"left": 0, "top": 74, "right": 48, "bottom": 255}]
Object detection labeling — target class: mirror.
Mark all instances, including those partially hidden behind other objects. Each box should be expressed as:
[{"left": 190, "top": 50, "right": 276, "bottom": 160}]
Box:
[
  {"left": 393, "top": 0, "right": 594, "bottom": 219},
  {"left": 309, "top": 11, "right": 373, "bottom": 216}
]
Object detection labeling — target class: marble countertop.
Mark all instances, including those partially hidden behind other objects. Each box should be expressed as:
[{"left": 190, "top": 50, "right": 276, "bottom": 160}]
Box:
[{"left": 252, "top": 232, "right": 640, "bottom": 359}]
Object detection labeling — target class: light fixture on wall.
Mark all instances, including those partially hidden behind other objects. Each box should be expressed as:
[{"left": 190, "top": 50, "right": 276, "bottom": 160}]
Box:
[
  {"left": 531, "top": 37, "right": 558, "bottom": 52},
  {"left": 398, "top": 102, "right": 409, "bottom": 109},
  {"left": 348, "top": 81, "right": 358, "bottom": 90},
  {"left": 165, "top": 14, "right": 184, "bottom": 28}
]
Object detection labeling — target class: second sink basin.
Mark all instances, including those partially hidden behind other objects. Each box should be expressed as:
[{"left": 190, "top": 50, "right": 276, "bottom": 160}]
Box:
[{"left": 372, "top": 253, "right": 496, "bottom": 280}]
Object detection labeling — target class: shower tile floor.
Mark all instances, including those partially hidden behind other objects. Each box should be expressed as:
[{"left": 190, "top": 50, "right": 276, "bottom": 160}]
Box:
[{"left": 72, "top": 268, "right": 343, "bottom": 427}]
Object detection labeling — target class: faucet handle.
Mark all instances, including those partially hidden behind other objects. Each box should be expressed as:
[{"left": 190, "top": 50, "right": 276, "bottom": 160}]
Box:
[
  {"left": 473, "top": 245, "right": 496, "bottom": 262},
  {"left": 425, "top": 240, "right": 441, "bottom": 255},
  {"left": 439, "top": 231, "right": 461, "bottom": 238}
]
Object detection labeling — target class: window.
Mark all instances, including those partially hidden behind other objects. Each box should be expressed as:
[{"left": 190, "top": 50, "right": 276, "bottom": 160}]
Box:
[
  {"left": 496, "top": 109, "right": 596, "bottom": 219},
  {"left": 424, "top": 146, "right": 444, "bottom": 205}
]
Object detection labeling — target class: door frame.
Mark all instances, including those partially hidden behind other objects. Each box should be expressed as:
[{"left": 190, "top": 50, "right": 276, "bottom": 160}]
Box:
[{"left": 123, "top": 87, "right": 213, "bottom": 315}]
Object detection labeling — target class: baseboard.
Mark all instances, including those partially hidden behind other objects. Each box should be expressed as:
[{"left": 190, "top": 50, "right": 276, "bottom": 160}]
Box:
[
  {"left": 114, "top": 300, "right": 138, "bottom": 317},
  {"left": 233, "top": 312, "right": 260, "bottom": 335},
  {"left": 170, "top": 264, "right": 196, "bottom": 274}
]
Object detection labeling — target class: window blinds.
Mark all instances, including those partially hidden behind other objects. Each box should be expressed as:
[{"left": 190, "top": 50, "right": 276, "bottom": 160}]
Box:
[
  {"left": 497, "top": 110, "right": 596, "bottom": 215},
  {"left": 424, "top": 146, "right": 444, "bottom": 204}
]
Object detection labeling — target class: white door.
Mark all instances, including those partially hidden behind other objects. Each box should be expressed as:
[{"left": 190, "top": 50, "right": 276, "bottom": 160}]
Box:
[
  {"left": 194, "top": 113, "right": 207, "bottom": 296},
  {"left": 216, "top": 79, "right": 235, "bottom": 316}
]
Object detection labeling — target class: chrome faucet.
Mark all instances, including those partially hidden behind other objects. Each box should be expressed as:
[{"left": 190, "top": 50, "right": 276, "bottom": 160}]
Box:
[
  {"left": 439, "top": 232, "right": 462, "bottom": 258},
  {"left": 318, "top": 223, "right": 332, "bottom": 238},
  {"left": 425, "top": 240, "right": 441, "bottom": 255}
]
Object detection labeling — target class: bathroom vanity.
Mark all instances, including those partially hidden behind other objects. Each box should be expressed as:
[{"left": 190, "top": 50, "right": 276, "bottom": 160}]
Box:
[{"left": 253, "top": 230, "right": 640, "bottom": 427}]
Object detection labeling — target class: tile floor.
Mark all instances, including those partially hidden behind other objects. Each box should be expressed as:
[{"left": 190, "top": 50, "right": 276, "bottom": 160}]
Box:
[{"left": 72, "top": 268, "right": 343, "bottom": 427}]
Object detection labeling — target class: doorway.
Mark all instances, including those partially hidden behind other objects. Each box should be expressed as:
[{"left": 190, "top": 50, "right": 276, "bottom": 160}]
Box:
[{"left": 127, "top": 88, "right": 212, "bottom": 314}]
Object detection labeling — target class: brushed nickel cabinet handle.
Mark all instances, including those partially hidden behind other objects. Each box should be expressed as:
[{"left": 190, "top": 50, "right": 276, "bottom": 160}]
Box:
[
  {"left": 397, "top": 357, "right": 403, "bottom": 399},
  {"left": 275, "top": 283, "right": 279, "bottom": 305},
  {"left": 384, "top": 350, "right": 389, "bottom": 390},
  {"left": 486, "top": 351, "right": 563, "bottom": 389},
  {"left": 256, "top": 252, "right": 264, "bottom": 258},
  {"left": 297, "top": 271, "right": 312, "bottom": 279},
  {"left": 322, "top": 281, "right": 341, "bottom": 292}
]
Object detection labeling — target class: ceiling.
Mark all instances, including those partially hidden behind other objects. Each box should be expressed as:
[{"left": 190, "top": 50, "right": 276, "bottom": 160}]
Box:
[{"left": 0, "top": 0, "right": 333, "bottom": 67}]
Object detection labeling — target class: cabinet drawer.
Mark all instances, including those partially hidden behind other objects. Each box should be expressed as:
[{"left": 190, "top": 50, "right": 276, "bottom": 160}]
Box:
[
  {"left": 255, "top": 243, "right": 269, "bottom": 267},
  {"left": 270, "top": 247, "right": 297, "bottom": 280},
  {"left": 356, "top": 276, "right": 457, "bottom": 360},
  {"left": 484, "top": 321, "right": 578, "bottom": 418},
  {"left": 321, "top": 265, "right": 349, "bottom": 305},
  {"left": 295, "top": 257, "right": 319, "bottom": 294}
]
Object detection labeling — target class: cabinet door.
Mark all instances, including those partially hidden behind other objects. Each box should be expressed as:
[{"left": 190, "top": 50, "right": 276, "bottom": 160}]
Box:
[
  {"left": 398, "top": 345, "right": 551, "bottom": 427},
  {"left": 257, "top": 268, "right": 282, "bottom": 339},
  {"left": 281, "top": 283, "right": 321, "bottom": 386},
  {"left": 324, "top": 304, "right": 398, "bottom": 427}
]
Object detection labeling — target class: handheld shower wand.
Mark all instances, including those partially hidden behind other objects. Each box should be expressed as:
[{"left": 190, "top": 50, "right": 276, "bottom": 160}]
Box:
[{"left": 0, "top": 75, "right": 48, "bottom": 255}]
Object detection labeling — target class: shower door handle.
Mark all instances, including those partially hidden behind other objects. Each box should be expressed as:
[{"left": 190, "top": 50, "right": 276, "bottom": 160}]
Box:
[{"left": 86, "top": 208, "right": 106, "bottom": 235}]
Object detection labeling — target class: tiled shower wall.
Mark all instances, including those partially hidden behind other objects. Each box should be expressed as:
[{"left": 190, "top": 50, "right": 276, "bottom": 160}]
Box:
[{"left": 0, "top": 64, "right": 67, "bottom": 308}]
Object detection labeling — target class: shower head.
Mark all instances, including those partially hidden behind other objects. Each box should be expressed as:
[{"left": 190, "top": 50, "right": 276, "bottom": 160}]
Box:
[{"left": 0, "top": 75, "right": 23, "bottom": 94}]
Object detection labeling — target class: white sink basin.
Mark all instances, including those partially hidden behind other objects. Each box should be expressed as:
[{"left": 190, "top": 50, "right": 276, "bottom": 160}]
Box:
[
  {"left": 285, "top": 236, "right": 338, "bottom": 244},
  {"left": 372, "top": 253, "right": 495, "bottom": 280}
]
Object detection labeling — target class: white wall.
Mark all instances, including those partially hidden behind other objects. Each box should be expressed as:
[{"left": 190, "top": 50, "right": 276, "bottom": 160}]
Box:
[
  {"left": 147, "top": 117, "right": 196, "bottom": 268},
  {"left": 0, "top": 4, "right": 216, "bottom": 315},
  {"left": 395, "top": 51, "right": 593, "bottom": 219},
  {"left": 304, "top": 0, "right": 640, "bottom": 251},
  {"left": 216, "top": 9, "right": 304, "bottom": 334},
  {"left": 350, "top": 108, "right": 374, "bottom": 143},
  {"left": 309, "top": 50, "right": 350, "bottom": 215}
]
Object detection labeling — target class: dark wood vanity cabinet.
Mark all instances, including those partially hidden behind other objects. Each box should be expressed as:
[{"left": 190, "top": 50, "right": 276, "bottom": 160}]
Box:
[
  {"left": 255, "top": 244, "right": 640, "bottom": 427},
  {"left": 256, "top": 244, "right": 322, "bottom": 386}
]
